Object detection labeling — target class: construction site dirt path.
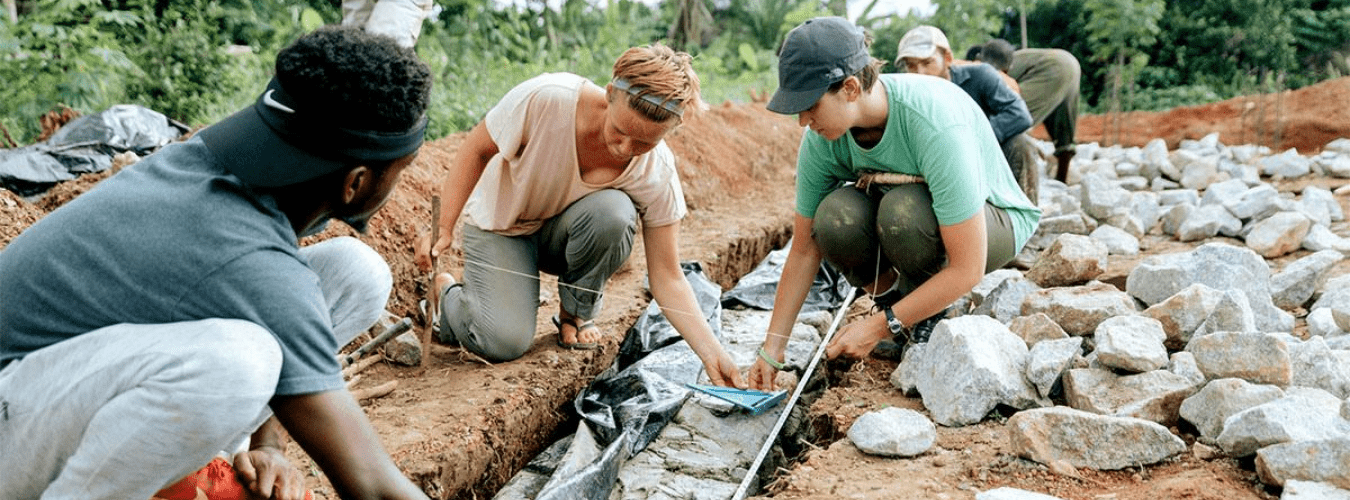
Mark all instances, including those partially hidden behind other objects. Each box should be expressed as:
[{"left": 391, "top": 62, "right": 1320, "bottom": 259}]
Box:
[{"left": 3, "top": 76, "right": 1349, "bottom": 500}]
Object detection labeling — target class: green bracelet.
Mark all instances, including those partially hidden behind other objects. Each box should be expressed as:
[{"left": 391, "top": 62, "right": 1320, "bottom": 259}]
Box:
[{"left": 758, "top": 346, "right": 786, "bottom": 370}]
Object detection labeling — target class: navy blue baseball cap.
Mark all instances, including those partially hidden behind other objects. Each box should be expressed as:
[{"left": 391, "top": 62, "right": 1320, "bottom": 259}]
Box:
[
  {"left": 198, "top": 77, "right": 427, "bottom": 188},
  {"left": 767, "top": 17, "right": 871, "bottom": 115}
]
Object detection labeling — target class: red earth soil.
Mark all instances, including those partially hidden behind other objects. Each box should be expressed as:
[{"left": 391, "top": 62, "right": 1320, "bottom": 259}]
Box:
[{"left": 2, "top": 77, "right": 1349, "bottom": 499}]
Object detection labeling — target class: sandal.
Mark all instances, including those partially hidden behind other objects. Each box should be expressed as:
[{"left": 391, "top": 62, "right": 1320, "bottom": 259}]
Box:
[{"left": 552, "top": 315, "right": 600, "bottom": 350}]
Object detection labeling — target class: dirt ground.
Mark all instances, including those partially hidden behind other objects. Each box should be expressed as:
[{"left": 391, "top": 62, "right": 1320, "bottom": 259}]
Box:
[{"left": 4, "top": 77, "right": 1350, "bottom": 499}]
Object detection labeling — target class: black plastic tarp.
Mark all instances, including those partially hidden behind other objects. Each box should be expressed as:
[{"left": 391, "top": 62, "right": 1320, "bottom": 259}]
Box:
[
  {"left": 499, "top": 255, "right": 848, "bottom": 500},
  {"left": 720, "top": 242, "right": 850, "bottom": 314},
  {"left": 0, "top": 105, "right": 185, "bottom": 196}
]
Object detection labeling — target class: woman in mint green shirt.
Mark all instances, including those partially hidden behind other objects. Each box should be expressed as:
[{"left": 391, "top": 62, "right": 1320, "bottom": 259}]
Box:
[{"left": 748, "top": 17, "right": 1041, "bottom": 390}]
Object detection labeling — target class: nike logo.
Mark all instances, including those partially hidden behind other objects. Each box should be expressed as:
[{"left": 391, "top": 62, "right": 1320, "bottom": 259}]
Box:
[{"left": 262, "top": 90, "right": 295, "bottom": 114}]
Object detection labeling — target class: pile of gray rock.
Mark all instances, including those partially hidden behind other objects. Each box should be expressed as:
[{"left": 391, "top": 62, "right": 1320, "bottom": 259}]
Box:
[{"left": 852, "top": 134, "right": 1350, "bottom": 499}]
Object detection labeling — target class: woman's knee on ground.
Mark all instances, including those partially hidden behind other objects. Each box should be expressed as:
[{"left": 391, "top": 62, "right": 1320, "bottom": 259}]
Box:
[{"left": 467, "top": 315, "right": 537, "bottom": 362}]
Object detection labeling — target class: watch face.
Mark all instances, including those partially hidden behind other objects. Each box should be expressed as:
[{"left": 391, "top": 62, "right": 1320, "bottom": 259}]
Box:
[{"left": 885, "top": 309, "right": 904, "bottom": 335}]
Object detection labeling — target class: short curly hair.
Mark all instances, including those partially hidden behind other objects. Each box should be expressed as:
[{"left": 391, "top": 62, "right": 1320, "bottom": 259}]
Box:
[
  {"left": 979, "top": 39, "right": 1017, "bottom": 73},
  {"left": 274, "top": 25, "right": 432, "bottom": 133}
]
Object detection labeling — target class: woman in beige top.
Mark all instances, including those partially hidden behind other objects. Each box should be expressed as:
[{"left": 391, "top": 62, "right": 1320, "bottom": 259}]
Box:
[{"left": 415, "top": 44, "right": 745, "bottom": 388}]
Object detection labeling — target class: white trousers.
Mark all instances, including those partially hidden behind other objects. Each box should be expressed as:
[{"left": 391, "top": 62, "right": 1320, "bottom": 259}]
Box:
[
  {"left": 342, "top": 0, "right": 434, "bottom": 48},
  {"left": 0, "top": 237, "right": 391, "bottom": 500}
]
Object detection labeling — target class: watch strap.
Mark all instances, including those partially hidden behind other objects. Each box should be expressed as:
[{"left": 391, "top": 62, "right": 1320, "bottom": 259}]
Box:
[{"left": 884, "top": 307, "right": 905, "bottom": 336}]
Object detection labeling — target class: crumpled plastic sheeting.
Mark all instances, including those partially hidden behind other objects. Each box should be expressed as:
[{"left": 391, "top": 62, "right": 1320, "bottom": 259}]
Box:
[
  {"left": 720, "top": 242, "right": 850, "bottom": 313},
  {"left": 0, "top": 105, "right": 185, "bottom": 196},
  {"left": 495, "top": 257, "right": 847, "bottom": 500}
]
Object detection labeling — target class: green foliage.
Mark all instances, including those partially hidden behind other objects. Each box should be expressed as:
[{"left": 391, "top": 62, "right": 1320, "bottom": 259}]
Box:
[
  {"left": 925, "top": 0, "right": 1012, "bottom": 59},
  {"left": 415, "top": 0, "right": 669, "bottom": 136},
  {"left": 122, "top": 5, "right": 264, "bottom": 126},
  {"left": 0, "top": 0, "right": 137, "bottom": 142},
  {"left": 5, "top": 0, "right": 1350, "bottom": 148},
  {"left": 716, "top": 0, "right": 818, "bottom": 49},
  {"left": 1083, "top": 0, "right": 1162, "bottom": 65},
  {"left": 1119, "top": 83, "right": 1223, "bottom": 112},
  {"left": 737, "top": 42, "right": 760, "bottom": 72},
  {"left": 0, "top": 0, "right": 335, "bottom": 144}
]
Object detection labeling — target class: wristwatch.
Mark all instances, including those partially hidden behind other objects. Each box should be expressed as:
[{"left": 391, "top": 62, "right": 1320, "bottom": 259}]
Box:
[{"left": 883, "top": 307, "right": 905, "bottom": 337}]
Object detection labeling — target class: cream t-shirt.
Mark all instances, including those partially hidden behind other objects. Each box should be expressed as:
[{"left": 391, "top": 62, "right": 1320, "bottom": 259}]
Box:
[{"left": 464, "top": 72, "right": 687, "bottom": 236}]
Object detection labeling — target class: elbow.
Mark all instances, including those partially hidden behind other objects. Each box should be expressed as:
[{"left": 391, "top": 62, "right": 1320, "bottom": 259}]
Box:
[{"left": 949, "top": 263, "right": 985, "bottom": 294}]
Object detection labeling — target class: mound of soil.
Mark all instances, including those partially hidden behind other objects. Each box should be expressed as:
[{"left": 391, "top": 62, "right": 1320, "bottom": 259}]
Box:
[
  {"left": 4, "top": 77, "right": 1350, "bottom": 499},
  {"left": 1072, "top": 76, "right": 1350, "bottom": 154}
]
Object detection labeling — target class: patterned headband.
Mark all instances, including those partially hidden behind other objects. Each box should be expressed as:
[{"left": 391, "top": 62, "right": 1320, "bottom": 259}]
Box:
[{"left": 611, "top": 77, "right": 683, "bottom": 117}]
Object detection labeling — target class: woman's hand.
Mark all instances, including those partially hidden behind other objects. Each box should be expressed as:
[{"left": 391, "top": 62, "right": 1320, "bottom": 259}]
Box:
[
  {"left": 699, "top": 350, "right": 748, "bottom": 389},
  {"left": 824, "top": 315, "right": 889, "bottom": 360},
  {"left": 413, "top": 228, "right": 453, "bottom": 273},
  {"left": 747, "top": 355, "right": 781, "bottom": 392}
]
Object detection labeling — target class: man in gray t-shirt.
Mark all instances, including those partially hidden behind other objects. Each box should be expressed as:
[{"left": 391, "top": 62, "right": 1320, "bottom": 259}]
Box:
[{"left": 0, "top": 26, "right": 433, "bottom": 500}]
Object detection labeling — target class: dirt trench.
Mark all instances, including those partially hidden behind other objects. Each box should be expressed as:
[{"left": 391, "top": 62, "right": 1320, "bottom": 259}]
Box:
[
  {"left": 6, "top": 77, "right": 1350, "bottom": 499},
  {"left": 290, "top": 101, "right": 805, "bottom": 498}
]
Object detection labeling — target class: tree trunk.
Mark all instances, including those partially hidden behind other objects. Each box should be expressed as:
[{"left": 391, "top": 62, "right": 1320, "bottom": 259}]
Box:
[
  {"left": 666, "top": 0, "right": 712, "bottom": 51},
  {"left": 5, "top": 0, "right": 18, "bottom": 23},
  {"left": 1108, "top": 53, "right": 1123, "bottom": 146},
  {"left": 1019, "top": 1, "right": 1028, "bottom": 49}
]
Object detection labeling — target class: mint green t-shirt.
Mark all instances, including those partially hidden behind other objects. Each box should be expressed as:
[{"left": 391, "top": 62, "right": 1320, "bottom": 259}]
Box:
[{"left": 794, "top": 73, "right": 1041, "bottom": 250}]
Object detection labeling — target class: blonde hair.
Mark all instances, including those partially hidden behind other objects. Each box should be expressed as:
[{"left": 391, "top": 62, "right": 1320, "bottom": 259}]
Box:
[{"left": 609, "top": 43, "right": 701, "bottom": 123}]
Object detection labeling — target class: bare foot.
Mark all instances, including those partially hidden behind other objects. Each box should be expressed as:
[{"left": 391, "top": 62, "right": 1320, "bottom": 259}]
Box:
[{"left": 433, "top": 272, "right": 456, "bottom": 302}]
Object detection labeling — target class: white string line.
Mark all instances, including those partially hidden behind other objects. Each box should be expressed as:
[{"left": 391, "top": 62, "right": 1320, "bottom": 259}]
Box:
[
  {"left": 456, "top": 256, "right": 718, "bottom": 324},
  {"left": 455, "top": 256, "right": 801, "bottom": 340}
]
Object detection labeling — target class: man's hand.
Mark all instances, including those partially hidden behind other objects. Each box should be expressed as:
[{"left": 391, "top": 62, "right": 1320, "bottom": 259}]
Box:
[{"left": 233, "top": 446, "right": 308, "bottom": 500}]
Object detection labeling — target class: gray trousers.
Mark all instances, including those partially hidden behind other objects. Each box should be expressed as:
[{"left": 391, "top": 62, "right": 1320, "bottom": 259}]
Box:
[
  {"left": 439, "top": 189, "right": 637, "bottom": 361},
  {"left": 812, "top": 184, "right": 1017, "bottom": 302}
]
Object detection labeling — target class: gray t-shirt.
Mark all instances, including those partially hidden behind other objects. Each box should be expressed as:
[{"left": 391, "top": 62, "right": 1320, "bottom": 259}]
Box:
[{"left": 0, "top": 136, "right": 342, "bottom": 396}]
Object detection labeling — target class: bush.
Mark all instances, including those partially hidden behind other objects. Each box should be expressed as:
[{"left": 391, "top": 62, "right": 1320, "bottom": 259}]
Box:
[{"left": 123, "top": 7, "right": 264, "bottom": 126}]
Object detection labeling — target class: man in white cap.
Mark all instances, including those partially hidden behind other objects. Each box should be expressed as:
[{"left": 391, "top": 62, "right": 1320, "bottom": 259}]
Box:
[{"left": 897, "top": 25, "right": 1039, "bottom": 203}]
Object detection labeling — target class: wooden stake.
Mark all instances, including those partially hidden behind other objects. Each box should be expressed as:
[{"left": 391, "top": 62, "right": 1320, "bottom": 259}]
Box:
[
  {"left": 342, "top": 354, "right": 382, "bottom": 380},
  {"left": 351, "top": 380, "right": 398, "bottom": 401}
]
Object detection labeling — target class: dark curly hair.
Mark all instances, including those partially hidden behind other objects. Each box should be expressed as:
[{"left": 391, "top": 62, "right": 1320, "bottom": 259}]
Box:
[
  {"left": 979, "top": 39, "right": 1017, "bottom": 73},
  {"left": 274, "top": 25, "right": 432, "bottom": 133}
]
